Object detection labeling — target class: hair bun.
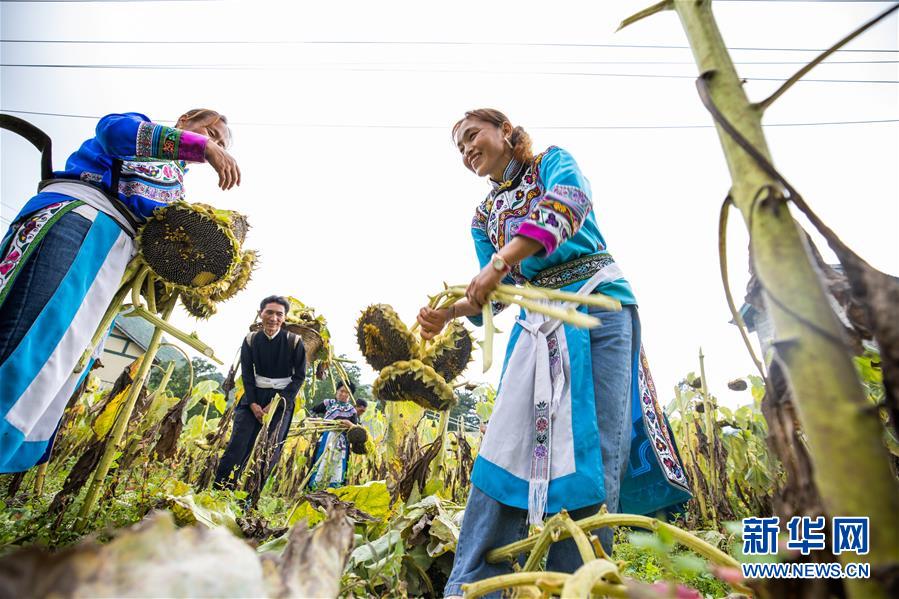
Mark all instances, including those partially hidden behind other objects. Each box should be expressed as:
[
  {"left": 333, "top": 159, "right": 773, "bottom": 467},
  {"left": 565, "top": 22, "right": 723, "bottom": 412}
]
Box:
[{"left": 509, "top": 126, "right": 534, "bottom": 163}]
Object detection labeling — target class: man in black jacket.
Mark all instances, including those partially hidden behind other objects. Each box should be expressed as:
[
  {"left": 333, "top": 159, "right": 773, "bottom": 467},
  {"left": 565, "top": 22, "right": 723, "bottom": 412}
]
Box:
[{"left": 214, "top": 295, "right": 305, "bottom": 489}]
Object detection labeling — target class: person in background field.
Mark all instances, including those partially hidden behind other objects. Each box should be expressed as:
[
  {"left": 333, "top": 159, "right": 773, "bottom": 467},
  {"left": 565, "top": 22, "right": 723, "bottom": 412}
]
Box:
[
  {"left": 214, "top": 295, "right": 306, "bottom": 489},
  {"left": 308, "top": 381, "right": 368, "bottom": 489},
  {"left": 416, "top": 108, "right": 692, "bottom": 597},
  {"left": 0, "top": 109, "right": 240, "bottom": 473}
]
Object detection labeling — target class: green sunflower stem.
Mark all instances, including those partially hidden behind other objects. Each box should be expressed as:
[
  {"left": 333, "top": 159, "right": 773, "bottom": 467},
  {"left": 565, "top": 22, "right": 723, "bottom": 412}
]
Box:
[
  {"left": 463, "top": 571, "right": 630, "bottom": 599},
  {"left": 560, "top": 559, "right": 625, "bottom": 599},
  {"left": 522, "top": 518, "right": 563, "bottom": 572},
  {"left": 558, "top": 512, "right": 600, "bottom": 565},
  {"left": 498, "top": 294, "right": 601, "bottom": 329},
  {"left": 487, "top": 513, "right": 739, "bottom": 570},
  {"left": 481, "top": 303, "right": 494, "bottom": 372},
  {"left": 75, "top": 297, "right": 176, "bottom": 532},
  {"left": 238, "top": 394, "right": 282, "bottom": 489},
  {"left": 122, "top": 306, "right": 221, "bottom": 364},
  {"left": 496, "top": 283, "right": 621, "bottom": 311},
  {"left": 130, "top": 263, "right": 150, "bottom": 309},
  {"left": 74, "top": 269, "right": 139, "bottom": 373}
]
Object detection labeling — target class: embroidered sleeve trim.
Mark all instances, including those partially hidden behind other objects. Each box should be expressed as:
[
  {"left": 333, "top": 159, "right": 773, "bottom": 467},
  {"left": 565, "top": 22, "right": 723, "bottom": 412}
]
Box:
[
  {"left": 522, "top": 184, "right": 592, "bottom": 256},
  {"left": 135, "top": 122, "right": 155, "bottom": 158},
  {"left": 471, "top": 196, "right": 492, "bottom": 231},
  {"left": 135, "top": 122, "right": 207, "bottom": 162},
  {"left": 157, "top": 126, "right": 181, "bottom": 160}
]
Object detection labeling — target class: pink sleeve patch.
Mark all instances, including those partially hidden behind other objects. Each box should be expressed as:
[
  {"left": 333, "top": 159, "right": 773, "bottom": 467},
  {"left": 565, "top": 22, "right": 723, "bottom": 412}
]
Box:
[
  {"left": 178, "top": 130, "right": 208, "bottom": 163},
  {"left": 516, "top": 221, "right": 558, "bottom": 256}
]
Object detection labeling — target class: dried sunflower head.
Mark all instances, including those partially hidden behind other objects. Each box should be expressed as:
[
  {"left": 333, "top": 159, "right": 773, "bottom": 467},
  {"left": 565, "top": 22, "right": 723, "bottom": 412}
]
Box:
[
  {"left": 137, "top": 202, "right": 242, "bottom": 290},
  {"left": 347, "top": 425, "right": 368, "bottom": 446},
  {"left": 207, "top": 249, "right": 258, "bottom": 302},
  {"left": 180, "top": 290, "right": 218, "bottom": 319},
  {"left": 356, "top": 304, "right": 419, "bottom": 371},
  {"left": 373, "top": 359, "right": 455, "bottom": 412},
  {"left": 421, "top": 320, "right": 473, "bottom": 384}
]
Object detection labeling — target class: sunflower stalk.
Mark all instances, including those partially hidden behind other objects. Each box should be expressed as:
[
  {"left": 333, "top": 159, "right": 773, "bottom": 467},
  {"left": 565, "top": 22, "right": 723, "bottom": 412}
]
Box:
[
  {"left": 481, "top": 303, "right": 495, "bottom": 372},
  {"left": 500, "top": 296, "right": 601, "bottom": 329},
  {"left": 74, "top": 260, "right": 144, "bottom": 373},
  {"left": 237, "top": 394, "right": 282, "bottom": 489},
  {"left": 487, "top": 512, "right": 740, "bottom": 570},
  {"left": 434, "top": 286, "right": 614, "bottom": 329},
  {"left": 421, "top": 282, "right": 617, "bottom": 372},
  {"left": 496, "top": 284, "right": 621, "bottom": 311},
  {"left": 463, "top": 571, "right": 629, "bottom": 599},
  {"left": 442, "top": 284, "right": 621, "bottom": 312},
  {"left": 289, "top": 418, "right": 348, "bottom": 436},
  {"left": 75, "top": 297, "right": 177, "bottom": 531},
  {"left": 123, "top": 306, "right": 221, "bottom": 363}
]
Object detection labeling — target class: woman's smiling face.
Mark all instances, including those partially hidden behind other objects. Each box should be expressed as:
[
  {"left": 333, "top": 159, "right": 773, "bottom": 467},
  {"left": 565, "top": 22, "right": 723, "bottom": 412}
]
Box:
[{"left": 453, "top": 116, "right": 513, "bottom": 180}]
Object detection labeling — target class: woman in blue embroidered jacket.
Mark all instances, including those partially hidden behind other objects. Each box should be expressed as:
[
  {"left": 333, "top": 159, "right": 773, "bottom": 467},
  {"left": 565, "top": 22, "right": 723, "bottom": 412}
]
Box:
[
  {"left": 0, "top": 109, "right": 240, "bottom": 473},
  {"left": 417, "top": 109, "right": 691, "bottom": 596},
  {"left": 307, "top": 381, "right": 368, "bottom": 490}
]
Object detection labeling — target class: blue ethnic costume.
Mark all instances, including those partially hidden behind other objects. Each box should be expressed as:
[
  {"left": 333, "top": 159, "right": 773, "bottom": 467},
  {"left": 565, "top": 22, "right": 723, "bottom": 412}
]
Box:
[
  {"left": 0, "top": 113, "right": 209, "bottom": 472},
  {"left": 308, "top": 398, "right": 358, "bottom": 489},
  {"left": 469, "top": 147, "right": 691, "bottom": 523}
]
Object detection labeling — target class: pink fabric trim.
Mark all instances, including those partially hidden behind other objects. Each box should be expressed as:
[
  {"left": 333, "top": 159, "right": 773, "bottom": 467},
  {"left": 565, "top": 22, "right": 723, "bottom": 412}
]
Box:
[
  {"left": 517, "top": 222, "right": 558, "bottom": 256},
  {"left": 178, "top": 130, "right": 208, "bottom": 163}
]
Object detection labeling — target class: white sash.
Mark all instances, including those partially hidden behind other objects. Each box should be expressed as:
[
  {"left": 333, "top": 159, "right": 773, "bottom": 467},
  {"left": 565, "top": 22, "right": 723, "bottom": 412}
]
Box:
[
  {"left": 254, "top": 375, "right": 292, "bottom": 390},
  {"left": 479, "top": 262, "right": 624, "bottom": 524},
  {"left": 40, "top": 181, "right": 137, "bottom": 237}
]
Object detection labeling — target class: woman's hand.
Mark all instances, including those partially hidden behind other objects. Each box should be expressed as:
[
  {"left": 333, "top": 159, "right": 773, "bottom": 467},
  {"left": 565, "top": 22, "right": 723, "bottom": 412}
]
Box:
[
  {"left": 466, "top": 263, "right": 505, "bottom": 309},
  {"left": 417, "top": 306, "right": 451, "bottom": 340},
  {"left": 205, "top": 142, "right": 241, "bottom": 190}
]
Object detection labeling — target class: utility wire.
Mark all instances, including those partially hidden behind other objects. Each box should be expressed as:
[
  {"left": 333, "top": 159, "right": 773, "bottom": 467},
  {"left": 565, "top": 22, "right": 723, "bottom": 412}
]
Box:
[
  {"left": 2, "top": 63, "right": 897, "bottom": 83},
  {"left": 1, "top": 38, "right": 897, "bottom": 52},
  {"left": 3, "top": 109, "right": 897, "bottom": 129},
  {"left": 0, "top": 1, "right": 223, "bottom": 3},
  {"left": 2, "top": 58, "right": 898, "bottom": 66}
]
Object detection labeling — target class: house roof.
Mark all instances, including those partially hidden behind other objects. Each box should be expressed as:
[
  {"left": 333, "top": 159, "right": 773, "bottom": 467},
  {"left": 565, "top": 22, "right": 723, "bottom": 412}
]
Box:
[{"left": 112, "top": 315, "right": 187, "bottom": 367}]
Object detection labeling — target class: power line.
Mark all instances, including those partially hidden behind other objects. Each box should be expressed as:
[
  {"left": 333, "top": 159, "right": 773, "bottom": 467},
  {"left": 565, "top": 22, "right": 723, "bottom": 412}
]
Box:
[
  {"left": 0, "top": 0, "right": 893, "bottom": 3},
  {"left": 4, "top": 57, "right": 899, "bottom": 66},
  {"left": 2, "top": 63, "right": 897, "bottom": 83},
  {"left": 719, "top": 0, "right": 898, "bottom": 2},
  {"left": 1, "top": 38, "right": 897, "bottom": 53},
  {"left": 0, "top": 1, "right": 223, "bottom": 3},
  {"left": 4, "top": 109, "right": 897, "bottom": 130}
]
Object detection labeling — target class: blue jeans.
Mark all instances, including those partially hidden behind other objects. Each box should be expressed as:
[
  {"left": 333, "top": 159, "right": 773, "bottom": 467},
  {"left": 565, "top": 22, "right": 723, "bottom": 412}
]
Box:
[
  {"left": 444, "top": 305, "right": 637, "bottom": 597},
  {"left": 0, "top": 209, "right": 91, "bottom": 364}
]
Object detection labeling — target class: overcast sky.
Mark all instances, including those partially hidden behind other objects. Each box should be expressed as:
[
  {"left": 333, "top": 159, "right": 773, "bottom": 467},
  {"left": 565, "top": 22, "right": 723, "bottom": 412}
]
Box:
[{"left": 2, "top": 0, "right": 897, "bottom": 408}]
